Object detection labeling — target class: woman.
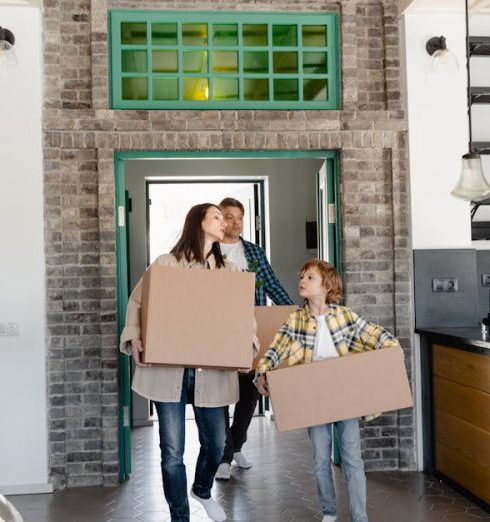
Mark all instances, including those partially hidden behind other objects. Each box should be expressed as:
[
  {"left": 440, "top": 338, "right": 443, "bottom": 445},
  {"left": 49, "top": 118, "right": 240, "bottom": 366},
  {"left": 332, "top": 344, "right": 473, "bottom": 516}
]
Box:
[{"left": 120, "top": 203, "right": 239, "bottom": 522}]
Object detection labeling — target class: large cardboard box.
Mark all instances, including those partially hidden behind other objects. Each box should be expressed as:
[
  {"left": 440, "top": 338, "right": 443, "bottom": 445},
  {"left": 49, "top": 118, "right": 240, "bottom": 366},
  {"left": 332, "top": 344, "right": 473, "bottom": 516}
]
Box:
[
  {"left": 267, "top": 347, "right": 413, "bottom": 432},
  {"left": 141, "top": 265, "right": 255, "bottom": 368},
  {"left": 253, "top": 305, "right": 298, "bottom": 367}
]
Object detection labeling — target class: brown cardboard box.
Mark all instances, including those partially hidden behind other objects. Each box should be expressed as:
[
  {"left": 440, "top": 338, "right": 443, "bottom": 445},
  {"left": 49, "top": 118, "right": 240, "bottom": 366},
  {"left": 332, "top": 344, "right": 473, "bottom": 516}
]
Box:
[
  {"left": 141, "top": 265, "right": 255, "bottom": 368},
  {"left": 253, "top": 305, "right": 298, "bottom": 367},
  {"left": 267, "top": 347, "right": 413, "bottom": 432}
]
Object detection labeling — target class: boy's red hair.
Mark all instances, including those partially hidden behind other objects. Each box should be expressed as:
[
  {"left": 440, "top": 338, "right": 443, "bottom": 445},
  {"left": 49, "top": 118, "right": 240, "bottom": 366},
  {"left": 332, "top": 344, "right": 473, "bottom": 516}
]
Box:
[{"left": 300, "top": 259, "right": 342, "bottom": 304}]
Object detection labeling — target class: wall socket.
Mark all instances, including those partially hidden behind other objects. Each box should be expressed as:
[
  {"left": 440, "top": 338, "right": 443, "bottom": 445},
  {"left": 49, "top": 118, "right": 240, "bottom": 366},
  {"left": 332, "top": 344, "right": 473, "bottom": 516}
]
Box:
[
  {"left": 482, "top": 274, "right": 490, "bottom": 287},
  {"left": 432, "top": 278, "right": 459, "bottom": 292},
  {"left": 0, "top": 322, "right": 21, "bottom": 337}
]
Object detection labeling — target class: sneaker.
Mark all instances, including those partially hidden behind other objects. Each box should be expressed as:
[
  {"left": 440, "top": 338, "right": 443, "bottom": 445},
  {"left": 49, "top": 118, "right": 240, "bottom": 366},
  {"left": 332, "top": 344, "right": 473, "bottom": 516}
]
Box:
[
  {"left": 233, "top": 451, "right": 252, "bottom": 469},
  {"left": 190, "top": 490, "right": 226, "bottom": 521},
  {"left": 322, "top": 515, "right": 337, "bottom": 522},
  {"left": 215, "top": 462, "right": 231, "bottom": 480}
]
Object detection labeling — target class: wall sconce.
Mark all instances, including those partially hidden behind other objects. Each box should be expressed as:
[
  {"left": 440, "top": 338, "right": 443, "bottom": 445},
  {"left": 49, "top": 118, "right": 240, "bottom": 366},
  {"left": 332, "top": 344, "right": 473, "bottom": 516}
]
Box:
[
  {"left": 426, "top": 35, "right": 459, "bottom": 74},
  {"left": 0, "top": 26, "right": 18, "bottom": 69}
]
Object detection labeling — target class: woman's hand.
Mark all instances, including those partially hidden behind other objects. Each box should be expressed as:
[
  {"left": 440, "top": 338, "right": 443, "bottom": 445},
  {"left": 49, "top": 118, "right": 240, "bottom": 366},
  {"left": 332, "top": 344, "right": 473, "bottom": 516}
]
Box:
[
  {"left": 131, "top": 339, "right": 151, "bottom": 368},
  {"left": 255, "top": 375, "right": 269, "bottom": 397}
]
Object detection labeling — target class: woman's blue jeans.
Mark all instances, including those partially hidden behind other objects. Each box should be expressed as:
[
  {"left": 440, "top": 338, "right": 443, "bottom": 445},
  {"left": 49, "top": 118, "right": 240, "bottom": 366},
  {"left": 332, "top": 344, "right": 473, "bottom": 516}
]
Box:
[
  {"left": 153, "top": 369, "right": 226, "bottom": 522},
  {"left": 308, "top": 418, "right": 368, "bottom": 522}
]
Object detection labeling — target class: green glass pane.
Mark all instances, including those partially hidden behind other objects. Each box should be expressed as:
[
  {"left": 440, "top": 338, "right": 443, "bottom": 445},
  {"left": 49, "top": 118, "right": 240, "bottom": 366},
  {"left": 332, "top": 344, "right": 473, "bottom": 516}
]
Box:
[
  {"left": 183, "top": 77, "right": 209, "bottom": 100},
  {"left": 272, "top": 25, "right": 297, "bottom": 47},
  {"left": 244, "top": 78, "right": 269, "bottom": 101},
  {"left": 183, "top": 51, "right": 208, "bottom": 73},
  {"left": 212, "top": 51, "right": 238, "bottom": 73},
  {"left": 303, "top": 78, "right": 328, "bottom": 101},
  {"left": 213, "top": 24, "right": 238, "bottom": 46},
  {"left": 273, "top": 78, "right": 298, "bottom": 101},
  {"left": 152, "top": 23, "right": 177, "bottom": 45},
  {"left": 302, "top": 25, "right": 327, "bottom": 47},
  {"left": 273, "top": 52, "right": 298, "bottom": 73},
  {"left": 303, "top": 52, "right": 327, "bottom": 74},
  {"left": 243, "top": 52, "right": 268, "bottom": 73},
  {"left": 121, "top": 22, "right": 147, "bottom": 45},
  {"left": 121, "top": 50, "right": 147, "bottom": 73},
  {"left": 153, "top": 78, "right": 178, "bottom": 100},
  {"left": 152, "top": 51, "right": 178, "bottom": 73},
  {"left": 213, "top": 78, "right": 239, "bottom": 101},
  {"left": 182, "top": 24, "right": 207, "bottom": 46},
  {"left": 243, "top": 24, "right": 268, "bottom": 46},
  {"left": 122, "top": 77, "right": 148, "bottom": 100}
]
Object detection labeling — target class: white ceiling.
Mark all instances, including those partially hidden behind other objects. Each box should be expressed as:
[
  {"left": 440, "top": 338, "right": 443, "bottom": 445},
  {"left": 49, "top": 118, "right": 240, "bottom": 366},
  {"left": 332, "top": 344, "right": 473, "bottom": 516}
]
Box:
[{"left": 400, "top": 0, "right": 490, "bottom": 14}]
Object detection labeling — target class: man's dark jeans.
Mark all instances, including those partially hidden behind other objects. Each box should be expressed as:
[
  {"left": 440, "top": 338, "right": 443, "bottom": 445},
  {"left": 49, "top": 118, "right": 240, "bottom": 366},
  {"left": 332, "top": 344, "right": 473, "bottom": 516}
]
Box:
[
  {"left": 221, "top": 372, "right": 259, "bottom": 464},
  {"left": 154, "top": 369, "right": 226, "bottom": 522}
]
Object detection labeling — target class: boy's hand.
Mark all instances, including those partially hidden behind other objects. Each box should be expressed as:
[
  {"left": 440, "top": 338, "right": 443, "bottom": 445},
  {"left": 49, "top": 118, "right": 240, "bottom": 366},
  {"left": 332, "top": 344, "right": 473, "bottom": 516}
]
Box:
[
  {"left": 131, "top": 339, "right": 151, "bottom": 368},
  {"left": 255, "top": 375, "right": 269, "bottom": 397}
]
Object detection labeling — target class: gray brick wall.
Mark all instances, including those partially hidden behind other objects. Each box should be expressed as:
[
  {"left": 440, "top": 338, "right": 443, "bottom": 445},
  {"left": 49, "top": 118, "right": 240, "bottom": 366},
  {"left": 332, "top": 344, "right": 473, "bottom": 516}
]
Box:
[{"left": 42, "top": 0, "right": 415, "bottom": 488}]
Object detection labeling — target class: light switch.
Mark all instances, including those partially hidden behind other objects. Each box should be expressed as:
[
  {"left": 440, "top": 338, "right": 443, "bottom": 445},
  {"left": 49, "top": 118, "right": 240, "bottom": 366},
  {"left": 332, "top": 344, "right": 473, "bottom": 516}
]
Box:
[{"left": 0, "top": 322, "right": 20, "bottom": 336}]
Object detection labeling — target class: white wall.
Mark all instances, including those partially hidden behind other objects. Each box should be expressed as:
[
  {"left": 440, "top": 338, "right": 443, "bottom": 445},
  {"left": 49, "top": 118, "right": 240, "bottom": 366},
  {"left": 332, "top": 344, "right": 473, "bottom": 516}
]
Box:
[
  {"left": 0, "top": 6, "right": 50, "bottom": 494},
  {"left": 403, "top": 12, "right": 471, "bottom": 249}
]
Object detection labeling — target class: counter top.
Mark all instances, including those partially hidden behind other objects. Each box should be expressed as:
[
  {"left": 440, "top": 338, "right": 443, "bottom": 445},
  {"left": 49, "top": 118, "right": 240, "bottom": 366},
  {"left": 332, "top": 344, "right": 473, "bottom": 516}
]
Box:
[{"left": 415, "top": 326, "right": 490, "bottom": 356}]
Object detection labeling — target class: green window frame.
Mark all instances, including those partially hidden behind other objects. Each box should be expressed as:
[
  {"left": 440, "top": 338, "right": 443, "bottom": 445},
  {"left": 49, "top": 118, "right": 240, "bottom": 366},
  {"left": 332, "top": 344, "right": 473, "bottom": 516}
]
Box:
[{"left": 109, "top": 10, "right": 340, "bottom": 110}]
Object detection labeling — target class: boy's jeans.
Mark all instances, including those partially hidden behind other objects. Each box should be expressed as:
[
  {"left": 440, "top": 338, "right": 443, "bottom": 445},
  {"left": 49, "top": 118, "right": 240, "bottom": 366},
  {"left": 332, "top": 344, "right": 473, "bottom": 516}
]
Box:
[
  {"left": 308, "top": 418, "right": 368, "bottom": 522},
  {"left": 154, "top": 369, "right": 226, "bottom": 522}
]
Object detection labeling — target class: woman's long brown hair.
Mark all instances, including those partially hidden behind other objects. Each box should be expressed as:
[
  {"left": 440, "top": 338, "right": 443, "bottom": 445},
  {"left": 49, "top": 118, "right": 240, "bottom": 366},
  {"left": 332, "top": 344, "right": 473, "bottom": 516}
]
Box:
[{"left": 170, "top": 203, "right": 225, "bottom": 268}]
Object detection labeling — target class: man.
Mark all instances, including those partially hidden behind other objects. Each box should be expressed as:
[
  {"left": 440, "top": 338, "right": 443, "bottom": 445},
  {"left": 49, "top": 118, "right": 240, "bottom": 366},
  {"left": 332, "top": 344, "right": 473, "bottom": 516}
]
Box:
[{"left": 215, "top": 197, "right": 293, "bottom": 480}]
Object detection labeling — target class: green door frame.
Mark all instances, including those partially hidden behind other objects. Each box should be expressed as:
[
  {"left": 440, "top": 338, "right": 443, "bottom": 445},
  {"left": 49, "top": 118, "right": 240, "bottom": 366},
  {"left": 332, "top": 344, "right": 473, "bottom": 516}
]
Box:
[{"left": 115, "top": 149, "right": 341, "bottom": 481}]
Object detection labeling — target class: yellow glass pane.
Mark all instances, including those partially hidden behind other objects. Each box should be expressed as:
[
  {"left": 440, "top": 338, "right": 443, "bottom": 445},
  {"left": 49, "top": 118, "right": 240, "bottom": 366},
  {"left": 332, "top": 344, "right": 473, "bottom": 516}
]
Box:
[
  {"left": 153, "top": 78, "right": 178, "bottom": 100},
  {"left": 303, "top": 52, "right": 327, "bottom": 74},
  {"left": 183, "top": 77, "right": 209, "bottom": 100},
  {"left": 243, "top": 52, "right": 268, "bottom": 73},
  {"left": 213, "top": 78, "right": 239, "bottom": 100},
  {"left": 152, "top": 23, "right": 177, "bottom": 45},
  {"left": 183, "top": 24, "right": 207, "bottom": 46},
  {"left": 213, "top": 24, "right": 238, "bottom": 46},
  {"left": 152, "top": 51, "right": 178, "bottom": 73},
  {"left": 212, "top": 52, "right": 238, "bottom": 73},
  {"left": 183, "top": 51, "right": 208, "bottom": 73},
  {"left": 121, "top": 50, "right": 147, "bottom": 73},
  {"left": 244, "top": 78, "right": 269, "bottom": 101},
  {"left": 303, "top": 78, "right": 328, "bottom": 101},
  {"left": 272, "top": 25, "right": 297, "bottom": 47},
  {"left": 273, "top": 52, "right": 298, "bottom": 74},
  {"left": 302, "top": 25, "right": 327, "bottom": 47},
  {"left": 122, "top": 77, "right": 148, "bottom": 100},
  {"left": 243, "top": 24, "right": 268, "bottom": 46},
  {"left": 121, "top": 22, "right": 147, "bottom": 45}
]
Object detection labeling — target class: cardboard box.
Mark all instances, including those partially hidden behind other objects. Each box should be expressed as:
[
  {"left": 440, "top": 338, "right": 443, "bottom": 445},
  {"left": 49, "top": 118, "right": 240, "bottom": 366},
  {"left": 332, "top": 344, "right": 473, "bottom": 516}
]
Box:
[
  {"left": 267, "top": 347, "right": 413, "bottom": 432},
  {"left": 253, "top": 305, "right": 298, "bottom": 367},
  {"left": 141, "top": 265, "right": 255, "bottom": 368}
]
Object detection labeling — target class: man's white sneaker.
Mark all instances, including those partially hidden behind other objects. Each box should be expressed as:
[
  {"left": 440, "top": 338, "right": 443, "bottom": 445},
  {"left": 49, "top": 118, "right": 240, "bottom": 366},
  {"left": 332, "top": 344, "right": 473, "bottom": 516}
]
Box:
[
  {"left": 322, "top": 515, "right": 337, "bottom": 522},
  {"left": 215, "top": 462, "right": 231, "bottom": 480},
  {"left": 190, "top": 490, "right": 227, "bottom": 521},
  {"left": 233, "top": 451, "right": 252, "bottom": 469}
]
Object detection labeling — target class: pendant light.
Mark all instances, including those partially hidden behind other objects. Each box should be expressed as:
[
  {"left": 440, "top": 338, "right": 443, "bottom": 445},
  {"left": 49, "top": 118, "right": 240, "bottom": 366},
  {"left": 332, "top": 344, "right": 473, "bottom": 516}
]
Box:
[{"left": 450, "top": 0, "right": 490, "bottom": 202}]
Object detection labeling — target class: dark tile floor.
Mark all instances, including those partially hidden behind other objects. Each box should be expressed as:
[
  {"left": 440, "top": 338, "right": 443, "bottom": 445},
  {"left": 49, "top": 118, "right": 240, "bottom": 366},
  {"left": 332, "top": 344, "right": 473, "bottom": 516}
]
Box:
[{"left": 7, "top": 417, "right": 490, "bottom": 522}]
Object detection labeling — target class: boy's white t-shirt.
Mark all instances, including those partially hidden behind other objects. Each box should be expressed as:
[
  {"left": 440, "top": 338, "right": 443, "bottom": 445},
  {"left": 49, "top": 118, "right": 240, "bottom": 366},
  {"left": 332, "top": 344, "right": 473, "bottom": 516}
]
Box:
[
  {"left": 220, "top": 241, "right": 248, "bottom": 271},
  {"left": 313, "top": 314, "right": 339, "bottom": 361}
]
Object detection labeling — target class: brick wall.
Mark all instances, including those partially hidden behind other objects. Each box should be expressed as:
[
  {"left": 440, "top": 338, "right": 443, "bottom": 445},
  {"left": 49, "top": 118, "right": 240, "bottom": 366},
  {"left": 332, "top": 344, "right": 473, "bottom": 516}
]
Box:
[{"left": 42, "top": 0, "right": 414, "bottom": 487}]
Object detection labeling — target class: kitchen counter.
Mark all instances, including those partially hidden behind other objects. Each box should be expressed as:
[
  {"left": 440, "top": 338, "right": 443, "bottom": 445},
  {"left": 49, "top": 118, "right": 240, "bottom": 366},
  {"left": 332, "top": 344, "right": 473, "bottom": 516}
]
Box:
[{"left": 415, "top": 326, "right": 490, "bottom": 354}]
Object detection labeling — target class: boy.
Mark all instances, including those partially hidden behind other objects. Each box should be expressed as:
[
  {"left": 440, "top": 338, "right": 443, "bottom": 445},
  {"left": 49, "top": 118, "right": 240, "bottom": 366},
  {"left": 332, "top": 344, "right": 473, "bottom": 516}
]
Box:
[{"left": 255, "top": 260, "right": 401, "bottom": 522}]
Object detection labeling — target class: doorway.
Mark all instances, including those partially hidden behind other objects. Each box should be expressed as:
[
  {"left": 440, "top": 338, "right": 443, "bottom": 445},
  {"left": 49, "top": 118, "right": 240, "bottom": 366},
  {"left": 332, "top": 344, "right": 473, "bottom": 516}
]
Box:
[{"left": 115, "top": 151, "right": 340, "bottom": 481}]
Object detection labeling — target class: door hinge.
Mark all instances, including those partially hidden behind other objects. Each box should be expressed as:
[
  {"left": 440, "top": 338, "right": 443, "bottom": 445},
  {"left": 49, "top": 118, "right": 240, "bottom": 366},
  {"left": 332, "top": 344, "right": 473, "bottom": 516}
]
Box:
[
  {"left": 255, "top": 216, "right": 262, "bottom": 231},
  {"left": 118, "top": 206, "right": 126, "bottom": 227},
  {"left": 328, "top": 203, "right": 336, "bottom": 224},
  {"left": 123, "top": 406, "right": 130, "bottom": 428}
]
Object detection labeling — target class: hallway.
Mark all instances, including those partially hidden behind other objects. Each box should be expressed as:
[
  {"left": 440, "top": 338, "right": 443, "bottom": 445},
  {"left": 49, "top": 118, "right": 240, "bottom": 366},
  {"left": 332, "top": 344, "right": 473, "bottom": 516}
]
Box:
[{"left": 8, "top": 417, "right": 490, "bottom": 522}]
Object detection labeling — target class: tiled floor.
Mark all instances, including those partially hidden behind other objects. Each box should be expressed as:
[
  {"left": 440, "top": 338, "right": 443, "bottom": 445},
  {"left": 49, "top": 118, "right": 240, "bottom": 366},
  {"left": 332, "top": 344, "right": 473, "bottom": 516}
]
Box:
[{"left": 8, "top": 417, "right": 490, "bottom": 522}]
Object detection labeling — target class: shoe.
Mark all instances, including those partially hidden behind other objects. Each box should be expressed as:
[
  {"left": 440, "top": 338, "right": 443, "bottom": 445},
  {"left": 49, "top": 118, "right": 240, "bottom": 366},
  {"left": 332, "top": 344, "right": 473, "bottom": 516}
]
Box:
[
  {"left": 322, "top": 515, "right": 336, "bottom": 521},
  {"left": 215, "top": 462, "right": 231, "bottom": 480},
  {"left": 190, "top": 490, "right": 227, "bottom": 521},
  {"left": 233, "top": 451, "right": 252, "bottom": 469}
]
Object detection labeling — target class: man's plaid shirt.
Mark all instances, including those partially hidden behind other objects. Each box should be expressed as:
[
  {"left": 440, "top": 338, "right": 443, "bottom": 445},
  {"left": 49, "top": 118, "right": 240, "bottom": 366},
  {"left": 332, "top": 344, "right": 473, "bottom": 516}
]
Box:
[
  {"left": 256, "top": 302, "right": 400, "bottom": 375},
  {"left": 241, "top": 238, "right": 293, "bottom": 306}
]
